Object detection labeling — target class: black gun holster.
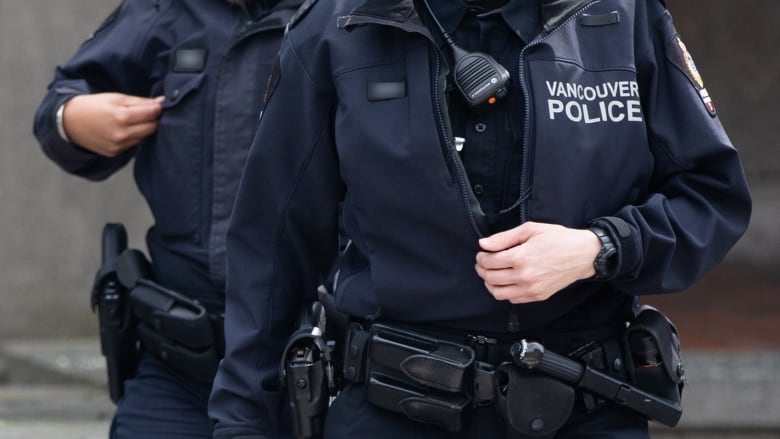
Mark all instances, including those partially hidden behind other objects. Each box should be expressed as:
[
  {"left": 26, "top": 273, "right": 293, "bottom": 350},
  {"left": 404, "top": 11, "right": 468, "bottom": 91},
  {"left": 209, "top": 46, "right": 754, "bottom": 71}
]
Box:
[
  {"left": 280, "top": 292, "right": 341, "bottom": 439},
  {"left": 91, "top": 223, "right": 140, "bottom": 403}
]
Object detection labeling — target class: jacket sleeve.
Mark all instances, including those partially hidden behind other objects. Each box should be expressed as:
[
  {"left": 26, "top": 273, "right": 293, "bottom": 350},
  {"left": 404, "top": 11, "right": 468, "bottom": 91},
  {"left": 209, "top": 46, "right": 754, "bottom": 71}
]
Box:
[
  {"left": 209, "top": 28, "right": 344, "bottom": 439},
  {"left": 32, "top": 0, "right": 161, "bottom": 181},
  {"left": 591, "top": 3, "right": 751, "bottom": 294}
]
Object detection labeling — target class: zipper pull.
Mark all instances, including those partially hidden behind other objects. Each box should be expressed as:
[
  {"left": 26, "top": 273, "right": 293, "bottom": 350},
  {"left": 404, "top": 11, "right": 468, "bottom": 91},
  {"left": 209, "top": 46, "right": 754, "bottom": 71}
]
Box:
[{"left": 454, "top": 137, "right": 465, "bottom": 152}]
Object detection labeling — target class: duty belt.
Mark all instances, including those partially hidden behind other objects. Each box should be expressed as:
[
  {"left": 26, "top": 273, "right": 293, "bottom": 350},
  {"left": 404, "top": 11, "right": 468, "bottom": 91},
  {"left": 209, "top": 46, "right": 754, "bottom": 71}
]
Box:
[
  {"left": 280, "top": 292, "right": 685, "bottom": 438},
  {"left": 340, "top": 314, "right": 683, "bottom": 434},
  {"left": 340, "top": 323, "right": 587, "bottom": 434}
]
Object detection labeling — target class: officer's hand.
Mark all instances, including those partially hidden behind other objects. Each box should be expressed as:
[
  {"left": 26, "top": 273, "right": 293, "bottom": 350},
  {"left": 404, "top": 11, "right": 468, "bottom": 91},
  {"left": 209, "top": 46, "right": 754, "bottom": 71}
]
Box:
[
  {"left": 474, "top": 221, "right": 600, "bottom": 304},
  {"left": 62, "top": 93, "right": 165, "bottom": 157}
]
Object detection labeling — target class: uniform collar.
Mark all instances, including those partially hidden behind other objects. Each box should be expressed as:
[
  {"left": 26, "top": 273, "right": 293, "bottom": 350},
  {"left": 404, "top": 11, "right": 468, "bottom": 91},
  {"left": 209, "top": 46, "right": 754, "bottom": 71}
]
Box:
[
  {"left": 540, "top": 0, "right": 594, "bottom": 31},
  {"left": 426, "top": 0, "right": 542, "bottom": 44},
  {"left": 347, "top": 0, "right": 592, "bottom": 33}
]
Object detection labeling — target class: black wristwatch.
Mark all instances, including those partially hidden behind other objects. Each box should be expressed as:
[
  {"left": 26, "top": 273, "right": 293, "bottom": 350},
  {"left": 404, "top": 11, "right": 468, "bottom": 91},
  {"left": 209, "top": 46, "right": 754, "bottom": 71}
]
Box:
[{"left": 590, "top": 226, "right": 617, "bottom": 279}]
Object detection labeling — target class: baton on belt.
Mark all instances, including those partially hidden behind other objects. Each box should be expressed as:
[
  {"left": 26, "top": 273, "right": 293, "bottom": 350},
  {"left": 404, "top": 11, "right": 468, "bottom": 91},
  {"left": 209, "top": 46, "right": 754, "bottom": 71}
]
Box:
[{"left": 510, "top": 340, "right": 682, "bottom": 427}]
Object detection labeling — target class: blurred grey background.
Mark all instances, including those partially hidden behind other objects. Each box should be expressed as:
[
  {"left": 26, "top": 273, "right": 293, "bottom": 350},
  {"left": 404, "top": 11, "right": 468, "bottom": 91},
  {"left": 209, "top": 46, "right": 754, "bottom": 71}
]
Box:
[{"left": 0, "top": 0, "right": 778, "bottom": 340}]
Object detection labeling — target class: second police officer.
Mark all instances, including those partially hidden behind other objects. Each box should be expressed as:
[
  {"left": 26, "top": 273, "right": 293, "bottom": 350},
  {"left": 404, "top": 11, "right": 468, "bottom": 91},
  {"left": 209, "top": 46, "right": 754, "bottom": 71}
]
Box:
[{"left": 33, "top": 0, "right": 303, "bottom": 437}]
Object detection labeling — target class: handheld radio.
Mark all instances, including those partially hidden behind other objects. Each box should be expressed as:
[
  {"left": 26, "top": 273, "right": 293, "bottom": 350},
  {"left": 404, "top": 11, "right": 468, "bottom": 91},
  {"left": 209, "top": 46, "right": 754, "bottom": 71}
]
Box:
[{"left": 422, "top": 0, "right": 510, "bottom": 112}]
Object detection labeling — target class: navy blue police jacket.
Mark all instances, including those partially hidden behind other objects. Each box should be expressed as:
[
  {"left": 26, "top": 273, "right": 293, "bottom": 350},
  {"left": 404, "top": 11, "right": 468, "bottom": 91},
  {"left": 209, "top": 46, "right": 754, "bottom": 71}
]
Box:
[
  {"left": 33, "top": 0, "right": 303, "bottom": 311},
  {"left": 211, "top": 0, "right": 751, "bottom": 436}
]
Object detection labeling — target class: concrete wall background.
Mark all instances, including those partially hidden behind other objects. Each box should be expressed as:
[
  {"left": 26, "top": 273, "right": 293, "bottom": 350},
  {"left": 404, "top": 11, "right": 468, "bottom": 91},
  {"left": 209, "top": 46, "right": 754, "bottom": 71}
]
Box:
[
  {"left": 0, "top": 0, "right": 152, "bottom": 339},
  {"left": 0, "top": 0, "right": 778, "bottom": 339}
]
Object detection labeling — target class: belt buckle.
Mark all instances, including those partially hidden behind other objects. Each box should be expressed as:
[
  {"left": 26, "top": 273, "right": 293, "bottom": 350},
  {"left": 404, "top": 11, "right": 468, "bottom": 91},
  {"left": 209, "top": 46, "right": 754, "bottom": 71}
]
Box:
[
  {"left": 466, "top": 334, "right": 497, "bottom": 363},
  {"left": 466, "top": 334, "right": 497, "bottom": 346}
]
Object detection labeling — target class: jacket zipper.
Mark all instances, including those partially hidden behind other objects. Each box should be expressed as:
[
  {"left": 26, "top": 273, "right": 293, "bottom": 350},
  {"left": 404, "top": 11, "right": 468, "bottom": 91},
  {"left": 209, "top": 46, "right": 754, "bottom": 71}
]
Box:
[
  {"left": 516, "top": 0, "right": 598, "bottom": 224},
  {"left": 507, "top": 0, "right": 599, "bottom": 332},
  {"left": 431, "top": 53, "right": 486, "bottom": 238}
]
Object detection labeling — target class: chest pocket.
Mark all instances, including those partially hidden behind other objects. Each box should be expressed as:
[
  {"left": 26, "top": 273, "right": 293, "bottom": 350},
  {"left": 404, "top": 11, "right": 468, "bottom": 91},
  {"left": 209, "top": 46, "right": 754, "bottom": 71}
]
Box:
[{"left": 137, "top": 71, "right": 206, "bottom": 242}]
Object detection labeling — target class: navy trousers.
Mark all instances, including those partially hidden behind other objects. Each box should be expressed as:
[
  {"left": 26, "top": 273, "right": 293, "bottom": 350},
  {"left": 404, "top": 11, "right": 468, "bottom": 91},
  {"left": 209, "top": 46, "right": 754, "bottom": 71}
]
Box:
[
  {"left": 110, "top": 352, "right": 214, "bottom": 439},
  {"left": 323, "top": 382, "right": 650, "bottom": 439}
]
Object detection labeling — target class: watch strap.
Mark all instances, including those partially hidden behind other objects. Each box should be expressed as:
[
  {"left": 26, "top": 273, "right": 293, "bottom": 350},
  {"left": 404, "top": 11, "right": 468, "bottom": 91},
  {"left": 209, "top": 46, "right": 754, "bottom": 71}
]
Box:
[{"left": 590, "top": 226, "right": 617, "bottom": 279}]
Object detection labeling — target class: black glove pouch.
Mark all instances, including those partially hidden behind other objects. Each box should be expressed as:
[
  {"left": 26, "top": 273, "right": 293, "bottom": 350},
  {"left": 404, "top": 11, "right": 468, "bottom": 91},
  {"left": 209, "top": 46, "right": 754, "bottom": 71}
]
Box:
[
  {"left": 625, "top": 305, "right": 685, "bottom": 406},
  {"left": 494, "top": 363, "right": 574, "bottom": 438}
]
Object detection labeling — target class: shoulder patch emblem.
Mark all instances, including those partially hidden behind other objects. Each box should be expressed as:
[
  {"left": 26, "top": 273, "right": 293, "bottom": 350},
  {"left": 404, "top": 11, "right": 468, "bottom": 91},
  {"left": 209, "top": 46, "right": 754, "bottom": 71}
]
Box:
[
  {"left": 678, "top": 37, "right": 703, "bottom": 88},
  {"left": 668, "top": 35, "right": 716, "bottom": 117}
]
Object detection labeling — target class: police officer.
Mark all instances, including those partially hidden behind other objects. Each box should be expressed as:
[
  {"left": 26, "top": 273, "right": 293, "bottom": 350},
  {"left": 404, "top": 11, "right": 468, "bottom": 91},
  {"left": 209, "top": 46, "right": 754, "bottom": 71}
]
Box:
[
  {"left": 209, "top": 0, "right": 752, "bottom": 438},
  {"left": 32, "top": 0, "right": 303, "bottom": 437}
]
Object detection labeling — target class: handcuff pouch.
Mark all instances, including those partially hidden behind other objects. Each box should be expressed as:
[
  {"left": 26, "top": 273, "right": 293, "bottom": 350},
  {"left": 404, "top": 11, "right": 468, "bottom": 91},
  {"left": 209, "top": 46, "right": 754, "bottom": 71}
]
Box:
[{"left": 494, "top": 363, "right": 574, "bottom": 438}]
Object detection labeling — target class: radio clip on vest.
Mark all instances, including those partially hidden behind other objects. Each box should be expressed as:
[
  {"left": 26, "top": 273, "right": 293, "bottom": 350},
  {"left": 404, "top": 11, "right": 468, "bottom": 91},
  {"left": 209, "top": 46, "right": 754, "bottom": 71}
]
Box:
[{"left": 422, "top": 0, "right": 510, "bottom": 112}]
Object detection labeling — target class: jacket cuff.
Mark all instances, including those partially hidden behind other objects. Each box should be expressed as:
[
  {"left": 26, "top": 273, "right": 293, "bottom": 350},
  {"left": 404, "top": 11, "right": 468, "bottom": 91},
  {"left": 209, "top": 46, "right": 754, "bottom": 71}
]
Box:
[
  {"left": 49, "top": 92, "right": 106, "bottom": 161},
  {"left": 588, "top": 216, "right": 640, "bottom": 279}
]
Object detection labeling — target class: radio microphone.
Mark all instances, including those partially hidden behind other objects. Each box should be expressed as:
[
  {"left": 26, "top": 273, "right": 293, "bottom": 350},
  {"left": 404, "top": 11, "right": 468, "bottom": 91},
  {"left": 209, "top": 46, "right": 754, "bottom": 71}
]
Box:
[{"left": 422, "top": 0, "right": 510, "bottom": 112}]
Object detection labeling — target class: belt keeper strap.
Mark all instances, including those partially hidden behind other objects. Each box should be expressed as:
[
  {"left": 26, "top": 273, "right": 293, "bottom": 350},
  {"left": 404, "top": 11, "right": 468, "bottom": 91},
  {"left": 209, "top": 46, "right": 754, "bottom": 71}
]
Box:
[
  {"left": 472, "top": 362, "right": 496, "bottom": 407},
  {"left": 343, "top": 324, "right": 370, "bottom": 383}
]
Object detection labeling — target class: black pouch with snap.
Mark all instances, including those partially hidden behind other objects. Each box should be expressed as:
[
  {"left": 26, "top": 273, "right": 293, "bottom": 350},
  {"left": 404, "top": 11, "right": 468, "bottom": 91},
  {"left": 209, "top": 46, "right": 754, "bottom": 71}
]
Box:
[
  {"left": 625, "top": 305, "right": 685, "bottom": 407},
  {"left": 494, "top": 363, "right": 574, "bottom": 438},
  {"left": 364, "top": 324, "right": 476, "bottom": 432}
]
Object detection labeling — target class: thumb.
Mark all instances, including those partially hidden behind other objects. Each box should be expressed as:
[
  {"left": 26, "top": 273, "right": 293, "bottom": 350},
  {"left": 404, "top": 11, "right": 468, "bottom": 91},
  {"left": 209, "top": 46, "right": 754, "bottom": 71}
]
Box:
[{"left": 479, "top": 222, "right": 535, "bottom": 252}]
